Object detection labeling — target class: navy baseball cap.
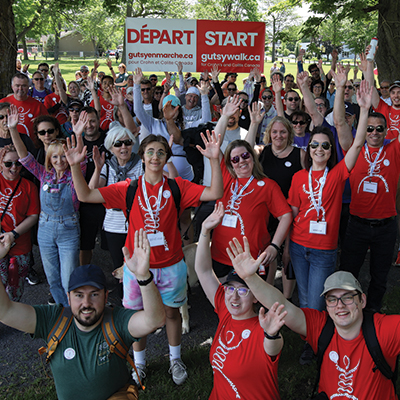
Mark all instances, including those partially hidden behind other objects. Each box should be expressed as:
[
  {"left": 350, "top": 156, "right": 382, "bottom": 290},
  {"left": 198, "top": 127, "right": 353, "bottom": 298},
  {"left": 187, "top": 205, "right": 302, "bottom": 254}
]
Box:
[
  {"left": 68, "top": 264, "right": 107, "bottom": 292},
  {"left": 223, "top": 270, "right": 247, "bottom": 287}
]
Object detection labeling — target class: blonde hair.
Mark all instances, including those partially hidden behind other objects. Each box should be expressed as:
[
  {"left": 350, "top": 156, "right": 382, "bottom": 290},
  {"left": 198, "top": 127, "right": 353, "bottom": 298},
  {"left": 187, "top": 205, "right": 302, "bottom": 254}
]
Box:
[
  {"left": 45, "top": 139, "right": 67, "bottom": 173},
  {"left": 263, "top": 116, "right": 294, "bottom": 146}
]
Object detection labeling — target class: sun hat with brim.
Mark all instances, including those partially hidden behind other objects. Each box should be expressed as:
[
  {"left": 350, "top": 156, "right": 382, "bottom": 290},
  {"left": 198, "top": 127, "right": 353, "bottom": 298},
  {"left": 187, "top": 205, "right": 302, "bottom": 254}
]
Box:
[{"left": 320, "top": 271, "right": 363, "bottom": 296}]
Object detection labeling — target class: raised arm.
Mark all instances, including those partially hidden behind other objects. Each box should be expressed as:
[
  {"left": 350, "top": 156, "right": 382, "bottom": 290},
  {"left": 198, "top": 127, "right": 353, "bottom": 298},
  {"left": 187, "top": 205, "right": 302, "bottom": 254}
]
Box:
[
  {"left": 344, "top": 79, "right": 372, "bottom": 171},
  {"left": 86, "top": 76, "right": 101, "bottom": 116},
  {"left": 327, "top": 49, "right": 338, "bottom": 80},
  {"left": 8, "top": 105, "right": 28, "bottom": 159},
  {"left": 163, "top": 101, "right": 182, "bottom": 145},
  {"left": 53, "top": 63, "right": 68, "bottom": 105},
  {"left": 197, "top": 81, "right": 212, "bottom": 124},
  {"left": 88, "top": 146, "right": 106, "bottom": 189},
  {"left": 271, "top": 74, "right": 284, "bottom": 117},
  {"left": 245, "top": 102, "right": 265, "bottom": 148},
  {"left": 211, "top": 65, "right": 224, "bottom": 104},
  {"left": 227, "top": 236, "right": 307, "bottom": 336},
  {"left": 195, "top": 202, "right": 224, "bottom": 307},
  {"left": 125, "top": 230, "right": 166, "bottom": 337},
  {"left": 317, "top": 59, "right": 326, "bottom": 82},
  {"left": 214, "top": 95, "right": 241, "bottom": 145},
  {"left": 363, "top": 49, "right": 380, "bottom": 109},
  {"left": 106, "top": 59, "right": 117, "bottom": 81},
  {"left": 259, "top": 303, "right": 286, "bottom": 356}
]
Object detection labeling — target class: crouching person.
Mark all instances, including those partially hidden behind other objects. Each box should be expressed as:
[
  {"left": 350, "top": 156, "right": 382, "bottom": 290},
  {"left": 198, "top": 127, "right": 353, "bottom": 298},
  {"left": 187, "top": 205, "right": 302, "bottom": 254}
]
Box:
[{"left": 0, "top": 229, "right": 165, "bottom": 400}]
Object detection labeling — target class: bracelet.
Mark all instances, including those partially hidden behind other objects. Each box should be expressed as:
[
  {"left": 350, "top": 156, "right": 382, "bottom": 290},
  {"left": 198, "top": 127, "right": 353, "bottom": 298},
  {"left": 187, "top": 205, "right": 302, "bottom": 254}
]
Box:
[
  {"left": 11, "top": 230, "right": 20, "bottom": 240},
  {"left": 201, "top": 232, "right": 208, "bottom": 237},
  {"left": 137, "top": 270, "right": 154, "bottom": 286},
  {"left": 264, "top": 331, "right": 281, "bottom": 340},
  {"left": 269, "top": 243, "right": 280, "bottom": 252},
  {"left": 110, "top": 67, "right": 113, "bottom": 70}
]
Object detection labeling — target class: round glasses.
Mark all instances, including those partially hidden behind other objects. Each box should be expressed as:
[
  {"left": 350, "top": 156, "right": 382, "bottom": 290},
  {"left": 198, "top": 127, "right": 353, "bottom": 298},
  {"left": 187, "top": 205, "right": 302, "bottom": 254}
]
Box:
[
  {"left": 145, "top": 150, "right": 166, "bottom": 158},
  {"left": 309, "top": 141, "right": 332, "bottom": 150},
  {"left": 224, "top": 286, "right": 250, "bottom": 297},
  {"left": 231, "top": 152, "right": 251, "bottom": 164},
  {"left": 325, "top": 293, "right": 358, "bottom": 307}
]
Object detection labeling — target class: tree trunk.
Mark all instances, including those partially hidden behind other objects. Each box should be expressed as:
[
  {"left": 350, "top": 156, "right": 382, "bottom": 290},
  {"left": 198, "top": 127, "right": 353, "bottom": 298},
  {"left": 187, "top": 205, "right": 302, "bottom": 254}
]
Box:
[
  {"left": 0, "top": 0, "right": 17, "bottom": 98},
  {"left": 375, "top": 0, "right": 400, "bottom": 82},
  {"left": 122, "top": 0, "right": 133, "bottom": 66},
  {"left": 22, "top": 35, "right": 29, "bottom": 60},
  {"left": 54, "top": 23, "right": 61, "bottom": 60}
]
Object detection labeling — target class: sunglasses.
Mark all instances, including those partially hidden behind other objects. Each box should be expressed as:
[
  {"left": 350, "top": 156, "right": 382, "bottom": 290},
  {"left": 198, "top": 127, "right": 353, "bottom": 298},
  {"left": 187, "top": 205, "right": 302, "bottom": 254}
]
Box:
[
  {"left": 240, "top": 99, "right": 249, "bottom": 104},
  {"left": 69, "top": 107, "right": 81, "bottom": 112},
  {"left": 309, "top": 141, "right": 332, "bottom": 150},
  {"left": 345, "top": 85, "right": 354, "bottom": 90},
  {"left": 231, "top": 152, "right": 251, "bottom": 164},
  {"left": 367, "top": 125, "right": 385, "bottom": 133},
  {"left": 262, "top": 95, "right": 273, "bottom": 100},
  {"left": 4, "top": 161, "right": 22, "bottom": 168},
  {"left": 224, "top": 286, "right": 250, "bottom": 297},
  {"left": 287, "top": 97, "right": 300, "bottom": 102},
  {"left": 380, "top": 86, "right": 390, "bottom": 90},
  {"left": 141, "top": 88, "right": 151, "bottom": 92},
  {"left": 80, "top": 69, "right": 89, "bottom": 73},
  {"left": 113, "top": 139, "right": 133, "bottom": 147},
  {"left": 292, "top": 120, "right": 306, "bottom": 126},
  {"left": 37, "top": 128, "right": 56, "bottom": 136},
  {"left": 150, "top": 78, "right": 157, "bottom": 81},
  {"left": 330, "top": 82, "right": 335, "bottom": 86},
  {"left": 145, "top": 150, "right": 166, "bottom": 158},
  {"left": 0, "top": 115, "right": 7, "bottom": 120},
  {"left": 40, "top": 69, "right": 49, "bottom": 73},
  {"left": 33, "top": 77, "right": 44, "bottom": 81},
  {"left": 227, "top": 88, "right": 236, "bottom": 91}
]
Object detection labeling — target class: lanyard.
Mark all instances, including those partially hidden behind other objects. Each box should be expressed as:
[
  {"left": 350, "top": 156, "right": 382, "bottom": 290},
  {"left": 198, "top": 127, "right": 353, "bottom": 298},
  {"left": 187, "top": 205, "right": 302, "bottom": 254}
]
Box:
[
  {"left": 229, "top": 176, "right": 254, "bottom": 211},
  {"left": 308, "top": 167, "right": 328, "bottom": 222},
  {"left": 364, "top": 144, "right": 383, "bottom": 178},
  {"left": 141, "top": 176, "right": 164, "bottom": 224}
]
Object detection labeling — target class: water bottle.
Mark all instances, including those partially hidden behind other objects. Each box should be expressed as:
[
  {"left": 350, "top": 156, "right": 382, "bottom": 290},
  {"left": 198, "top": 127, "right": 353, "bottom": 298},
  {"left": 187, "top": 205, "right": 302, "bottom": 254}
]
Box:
[
  {"left": 367, "top": 37, "right": 378, "bottom": 61},
  {"left": 8, "top": 257, "right": 19, "bottom": 287}
]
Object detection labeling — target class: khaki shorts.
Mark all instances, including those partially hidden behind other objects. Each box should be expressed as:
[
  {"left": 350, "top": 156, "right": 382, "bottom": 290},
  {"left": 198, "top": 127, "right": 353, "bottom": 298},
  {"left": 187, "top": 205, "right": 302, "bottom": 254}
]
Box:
[{"left": 107, "top": 384, "right": 138, "bottom": 400}]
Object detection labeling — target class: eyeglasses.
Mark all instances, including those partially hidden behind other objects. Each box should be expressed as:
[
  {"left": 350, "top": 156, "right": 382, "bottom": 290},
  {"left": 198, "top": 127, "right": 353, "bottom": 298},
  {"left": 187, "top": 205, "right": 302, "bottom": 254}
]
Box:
[
  {"left": 0, "top": 115, "right": 7, "bottom": 120},
  {"left": 69, "top": 107, "right": 81, "bottom": 113},
  {"left": 113, "top": 139, "right": 133, "bottom": 147},
  {"left": 224, "top": 285, "right": 250, "bottom": 297},
  {"left": 240, "top": 99, "right": 249, "bottom": 104},
  {"left": 287, "top": 97, "right": 300, "bottom": 102},
  {"left": 80, "top": 69, "right": 89, "bottom": 73},
  {"left": 231, "top": 152, "right": 251, "bottom": 164},
  {"left": 309, "top": 141, "right": 332, "bottom": 150},
  {"left": 315, "top": 103, "right": 326, "bottom": 109},
  {"left": 37, "top": 128, "right": 56, "bottom": 136},
  {"left": 310, "top": 69, "right": 319, "bottom": 74},
  {"left": 325, "top": 293, "right": 358, "bottom": 307},
  {"left": 380, "top": 86, "right": 390, "bottom": 90},
  {"left": 40, "top": 69, "right": 49, "bottom": 73},
  {"left": 292, "top": 120, "right": 306, "bottom": 126},
  {"left": 141, "top": 87, "right": 151, "bottom": 92},
  {"left": 313, "top": 85, "right": 322, "bottom": 90},
  {"left": 367, "top": 125, "right": 385, "bottom": 133},
  {"left": 345, "top": 85, "right": 354, "bottom": 90},
  {"left": 145, "top": 150, "right": 167, "bottom": 158},
  {"left": 3, "top": 161, "right": 22, "bottom": 168},
  {"left": 262, "top": 95, "right": 273, "bottom": 100},
  {"left": 33, "top": 77, "right": 44, "bottom": 81},
  {"left": 150, "top": 78, "right": 157, "bottom": 81},
  {"left": 329, "top": 82, "right": 335, "bottom": 86},
  {"left": 227, "top": 88, "right": 236, "bottom": 92}
]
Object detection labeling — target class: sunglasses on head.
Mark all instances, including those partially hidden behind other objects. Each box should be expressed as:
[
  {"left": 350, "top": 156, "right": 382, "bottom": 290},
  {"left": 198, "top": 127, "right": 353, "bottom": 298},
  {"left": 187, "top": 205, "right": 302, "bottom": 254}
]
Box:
[
  {"left": 231, "top": 152, "right": 251, "bottom": 164},
  {"left": 37, "top": 128, "right": 56, "bottom": 136},
  {"left": 309, "top": 141, "right": 332, "bottom": 150},
  {"left": 345, "top": 85, "right": 354, "bottom": 90},
  {"left": 367, "top": 125, "right": 385, "bottom": 133},
  {"left": 262, "top": 95, "right": 273, "bottom": 100},
  {"left": 33, "top": 77, "right": 44, "bottom": 81},
  {"left": 287, "top": 97, "right": 300, "bottom": 102},
  {"left": 141, "top": 87, "right": 151, "bottom": 92},
  {"left": 0, "top": 115, "right": 7, "bottom": 120},
  {"left": 292, "top": 120, "right": 306, "bottom": 126},
  {"left": 4, "top": 161, "right": 22, "bottom": 168},
  {"left": 113, "top": 139, "right": 133, "bottom": 147}
]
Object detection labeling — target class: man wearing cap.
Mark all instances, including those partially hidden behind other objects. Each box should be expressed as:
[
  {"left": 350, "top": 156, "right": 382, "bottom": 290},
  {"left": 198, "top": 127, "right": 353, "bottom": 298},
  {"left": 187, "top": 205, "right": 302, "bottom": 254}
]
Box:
[
  {"left": 0, "top": 229, "right": 165, "bottom": 400},
  {"left": 149, "top": 74, "right": 158, "bottom": 87},
  {"left": 228, "top": 239, "right": 400, "bottom": 400}
]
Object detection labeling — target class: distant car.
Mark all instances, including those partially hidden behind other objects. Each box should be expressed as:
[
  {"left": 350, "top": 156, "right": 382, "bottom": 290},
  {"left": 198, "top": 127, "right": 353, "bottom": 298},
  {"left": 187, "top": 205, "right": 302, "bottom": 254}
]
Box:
[
  {"left": 17, "top": 49, "right": 32, "bottom": 57},
  {"left": 108, "top": 50, "right": 115, "bottom": 56},
  {"left": 288, "top": 54, "right": 296, "bottom": 59}
]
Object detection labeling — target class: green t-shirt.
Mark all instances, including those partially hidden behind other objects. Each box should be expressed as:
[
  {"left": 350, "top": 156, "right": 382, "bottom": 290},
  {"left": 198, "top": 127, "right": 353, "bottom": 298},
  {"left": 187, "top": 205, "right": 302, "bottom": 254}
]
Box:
[{"left": 33, "top": 304, "right": 138, "bottom": 400}]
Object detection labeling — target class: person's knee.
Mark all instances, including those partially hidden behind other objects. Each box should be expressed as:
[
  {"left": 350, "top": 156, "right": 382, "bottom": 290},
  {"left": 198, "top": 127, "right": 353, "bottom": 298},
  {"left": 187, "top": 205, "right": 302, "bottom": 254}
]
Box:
[{"left": 164, "top": 306, "right": 181, "bottom": 321}]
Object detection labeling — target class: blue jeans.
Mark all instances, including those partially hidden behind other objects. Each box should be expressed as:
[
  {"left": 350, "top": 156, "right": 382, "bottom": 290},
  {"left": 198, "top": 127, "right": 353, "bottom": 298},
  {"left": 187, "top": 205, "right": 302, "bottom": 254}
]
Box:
[
  {"left": 38, "top": 212, "right": 80, "bottom": 306},
  {"left": 289, "top": 240, "right": 337, "bottom": 311}
]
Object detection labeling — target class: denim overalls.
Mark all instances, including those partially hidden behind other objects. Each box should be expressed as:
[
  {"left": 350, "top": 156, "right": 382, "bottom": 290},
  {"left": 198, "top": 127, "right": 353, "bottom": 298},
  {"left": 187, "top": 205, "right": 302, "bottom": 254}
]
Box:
[{"left": 37, "top": 176, "right": 80, "bottom": 306}]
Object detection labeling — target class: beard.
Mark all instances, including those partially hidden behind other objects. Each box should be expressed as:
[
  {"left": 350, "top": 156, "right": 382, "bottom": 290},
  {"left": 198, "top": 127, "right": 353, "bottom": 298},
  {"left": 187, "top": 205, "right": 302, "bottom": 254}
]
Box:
[{"left": 73, "top": 307, "right": 103, "bottom": 327}]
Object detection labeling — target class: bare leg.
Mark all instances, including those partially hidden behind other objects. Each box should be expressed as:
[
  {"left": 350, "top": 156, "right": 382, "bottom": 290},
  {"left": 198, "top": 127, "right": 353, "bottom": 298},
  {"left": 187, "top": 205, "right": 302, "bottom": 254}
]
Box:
[
  {"left": 79, "top": 249, "right": 93, "bottom": 266},
  {"left": 165, "top": 305, "right": 182, "bottom": 346},
  {"left": 282, "top": 272, "right": 296, "bottom": 299}
]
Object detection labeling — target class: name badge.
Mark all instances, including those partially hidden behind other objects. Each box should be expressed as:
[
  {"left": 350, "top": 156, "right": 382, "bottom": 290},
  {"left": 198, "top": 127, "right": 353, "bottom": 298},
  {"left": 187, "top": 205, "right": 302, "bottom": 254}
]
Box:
[
  {"left": 309, "top": 221, "right": 327, "bottom": 235},
  {"left": 222, "top": 214, "right": 238, "bottom": 228},
  {"left": 363, "top": 181, "right": 378, "bottom": 194},
  {"left": 147, "top": 232, "right": 165, "bottom": 247}
]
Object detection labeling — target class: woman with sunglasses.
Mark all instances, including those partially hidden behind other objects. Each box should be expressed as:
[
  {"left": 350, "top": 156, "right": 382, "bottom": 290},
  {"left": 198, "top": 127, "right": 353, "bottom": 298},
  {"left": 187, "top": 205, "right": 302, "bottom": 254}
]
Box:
[
  {"left": 0, "top": 144, "right": 39, "bottom": 302},
  {"left": 287, "top": 80, "right": 371, "bottom": 323},
  {"left": 196, "top": 202, "right": 285, "bottom": 399},
  {"left": 8, "top": 105, "right": 85, "bottom": 306}
]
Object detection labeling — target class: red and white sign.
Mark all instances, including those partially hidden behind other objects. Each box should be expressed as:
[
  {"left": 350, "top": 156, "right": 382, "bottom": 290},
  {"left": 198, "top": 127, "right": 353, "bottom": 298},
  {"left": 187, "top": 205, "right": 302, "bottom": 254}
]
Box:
[{"left": 125, "top": 18, "right": 265, "bottom": 73}]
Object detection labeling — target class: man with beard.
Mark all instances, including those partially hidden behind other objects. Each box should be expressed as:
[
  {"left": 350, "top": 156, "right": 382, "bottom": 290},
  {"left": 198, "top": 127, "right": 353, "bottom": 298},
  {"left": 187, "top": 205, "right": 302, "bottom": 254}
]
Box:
[{"left": 0, "top": 229, "right": 165, "bottom": 400}]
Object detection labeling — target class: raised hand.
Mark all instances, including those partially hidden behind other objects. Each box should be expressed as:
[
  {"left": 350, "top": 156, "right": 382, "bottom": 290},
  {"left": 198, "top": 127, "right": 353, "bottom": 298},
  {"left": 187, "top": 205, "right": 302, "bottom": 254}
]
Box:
[
  {"left": 259, "top": 303, "right": 287, "bottom": 337},
  {"left": 221, "top": 94, "right": 241, "bottom": 117},
  {"left": 106, "top": 59, "right": 112, "bottom": 69},
  {"left": 356, "top": 79, "right": 373, "bottom": 109},
  {"left": 132, "top": 68, "right": 143, "bottom": 85},
  {"left": 198, "top": 80, "right": 209, "bottom": 96},
  {"left": 271, "top": 73, "right": 282, "bottom": 93},
  {"left": 176, "top": 61, "right": 183, "bottom": 74},
  {"left": 331, "top": 49, "right": 338, "bottom": 60},
  {"left": 7, "top": 104, "right": 19, "bottom": 129},
  {"left": 72, "top": 110, "right": 88, "bottom": 137},
  {"left": 211, "top": 65, "right": 220, "bottom": 82},
  {"left": 22, "top": 64, "right": 30, "bottom": 73},
  {"left": 53, "top": 62, "right": 60, "bottom": 77},
  {"left": 357, "top": 51, "right": 368, "bottom": 73},
  {"left": 296, "top": 71, "right": 309, "bottom": 89},
  {"left": 249, "top": 102, "right": 265, "bottom": 126},
  {"left": 253, "top": 67, "right": 261, "bottom": 83},
  {"left": 163, "top": 100, "right": 179, "bottom": 121},
  {"left": 92, "top": 145, "right": 105, "bottom": 171},
  {"left": 63, "top": 135, "right": 87, "bottom": 166},
  {"left": 202, "top": 201, "right": 224, "bottom": 233},
  {"left": 85, "top": 76, "right": 95, "bottom": 91},
  {"left": 196, "top": 130, "right": 221, "bottom": 160},
  {"left": 109, "top": 86, "right": 124, "bottom": 106},
  {"left": 94, "top": 59, "right": 100, "bottom": 70},
  {"left": 331, "top": 63, "right": 348, "bottom": 88}
]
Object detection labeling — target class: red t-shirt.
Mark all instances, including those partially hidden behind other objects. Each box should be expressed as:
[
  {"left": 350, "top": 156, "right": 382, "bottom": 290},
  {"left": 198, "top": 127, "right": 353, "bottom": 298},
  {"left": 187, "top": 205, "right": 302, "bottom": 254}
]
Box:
[
  {"left": 99, "top": 176, "right": 204, "bottom": 269},
  {"left": 44, "top": 93, "right": 68, "bottom": 124},
  {"left": 90, "top": 96, "right": 114, "bottom": 131},
  {"left": 374, "top": 98, "right": 400, "bottom": 140},
  {"left": 288, "top": 161, "right": 349, "bottom": 250},
  {"left": 0, "top": 175, "right": 40, "bottom": 256},
  {"left": 303, "top": 308, "right": 400, "bottom": 400},
  {"left": 209, "top": 285, "right": 281, "bottom": 400},
  {"left": 211, "top": 161, "right": 291, "bottom": 265},
  {"left": 349, "top": 140, "right": 400, "bottom": 219},
  {"left": 0, "top": 95, "right": 48, "bottom": 139}
]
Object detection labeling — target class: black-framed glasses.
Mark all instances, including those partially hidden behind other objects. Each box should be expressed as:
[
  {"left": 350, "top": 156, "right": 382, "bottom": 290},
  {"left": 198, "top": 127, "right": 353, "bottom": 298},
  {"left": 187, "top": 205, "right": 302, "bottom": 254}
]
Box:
[
  {"left": 345, "top": 85, "right": 354, "bottom": 90},
  {"left": 224, "top": 286, "right": 250, "bottom": 297},
  {"left": 0, "top": 115, "right": 7, "bottom": 120},
  {"left": 287, "top": 97, "right": 300, "bottom": 102},
  {"left": 380, "top": 86, "right": 390, "bottom": 90},
  {"left": 367, "top": 125, "right": 385, "bottom": 133},
  {"left": 262, "top": 95, "right": 273, "bottom": 100},
  {"left": 69, "top": 107, "right": 81, "bottom": 113},
  {"left": 150, "top": 78, "right": 157, "bottom": 81},
  {"left": 37, "top": 128, "right": 56, "bottom": 136},
  {"left": 325, "top": 293, "right": 358, "bottom": 307},
  {"left": 33, "top": 77, "right": 44, "bottom": 81},
  {"left": 292, "top": 120, "right": 306, "bottom": 126},
  {"left": 145, "top": 150, "right": 166, "bottom": 158},
  {"left": 3, "top": 161, "right": 22, "bottom": 168},
  {"left": 141, "top": 87, "right": 151, "bottom": 92},
  {"left": 309, "top": 141, "right": 332, "bottom": 150},
  {"left": 113, "top": 139, "right": 133, "bottom": 147},
  {"left": 231, "top": 152, "right": 251, "bottom": 164},
  {"left": 315, "top": 103, "right": 326, "bottom": 109},
  {"left": 227, "top": 88, "right": 236, "bottom": 92}
]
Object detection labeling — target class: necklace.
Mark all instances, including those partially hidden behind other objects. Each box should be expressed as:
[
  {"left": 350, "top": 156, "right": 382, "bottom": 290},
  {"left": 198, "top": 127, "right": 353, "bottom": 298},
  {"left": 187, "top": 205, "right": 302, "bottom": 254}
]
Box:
[{"left": 272, "top": 144, "right": 289, "bottom": 157}]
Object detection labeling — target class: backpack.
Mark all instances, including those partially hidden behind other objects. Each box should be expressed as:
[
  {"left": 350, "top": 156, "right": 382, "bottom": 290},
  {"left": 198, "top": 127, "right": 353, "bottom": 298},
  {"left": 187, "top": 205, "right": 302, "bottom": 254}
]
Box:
[
  {"left": 312, "top": 310, "right": 399, "bottom": 397},
  {"left": 38, "top": 306, "right": 145, "bottom": 390}
]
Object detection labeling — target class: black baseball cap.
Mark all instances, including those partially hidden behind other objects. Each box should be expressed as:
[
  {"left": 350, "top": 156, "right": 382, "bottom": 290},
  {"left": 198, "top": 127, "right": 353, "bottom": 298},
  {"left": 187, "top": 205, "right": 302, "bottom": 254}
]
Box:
[{"left": 68, "top": 264, "right": 107, "bottom": 292}]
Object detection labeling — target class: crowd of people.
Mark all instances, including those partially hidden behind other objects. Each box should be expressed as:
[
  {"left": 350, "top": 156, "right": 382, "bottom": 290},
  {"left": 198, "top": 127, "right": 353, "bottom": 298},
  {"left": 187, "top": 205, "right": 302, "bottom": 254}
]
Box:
[{"left": 1, "top": 45, "right": 400, "bottom": 400}]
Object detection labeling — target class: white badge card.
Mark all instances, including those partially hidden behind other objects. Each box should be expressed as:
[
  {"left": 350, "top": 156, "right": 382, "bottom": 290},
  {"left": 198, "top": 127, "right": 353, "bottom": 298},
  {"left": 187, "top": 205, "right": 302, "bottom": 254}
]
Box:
[
  {"left": 309, "top": 221, "right": 327, "bottom": 235},
  {"left": 147, "top": 232, "right": 165, "bottom": 247},
  {"left": 222, "top": 214, "right": 238, "bottom": 228},
  {"left": 363, "top": 181, "right": 378, "bottom": 194}
]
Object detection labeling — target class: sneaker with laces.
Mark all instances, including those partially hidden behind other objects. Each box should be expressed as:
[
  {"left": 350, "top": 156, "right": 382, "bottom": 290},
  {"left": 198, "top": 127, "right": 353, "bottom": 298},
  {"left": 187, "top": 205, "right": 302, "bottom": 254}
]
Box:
[
  {"left": 169, "top": 358, "right": 188, "bottom": 385},
  {"left": 26, "top": 269, "right": 40, "bottom": 285},
  {"left": 395, "top": 251, "right": 400, "bottom": 267},
  {"left": 131, "top": 363, "right": 146, "bottom": 386},
  {"left": 299, "top": 342, "right": 315, "bottom": 365}
]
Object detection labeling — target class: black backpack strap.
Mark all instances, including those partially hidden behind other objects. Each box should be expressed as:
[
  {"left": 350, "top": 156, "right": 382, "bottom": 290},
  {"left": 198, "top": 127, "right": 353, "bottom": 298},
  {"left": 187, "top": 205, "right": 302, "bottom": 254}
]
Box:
[
  {"left": 125, "top": 179, "right": 139, "bottom": 224},
  {"left": 362, "top": 310, "right": 397, "bottom": 391},
  {"left": 167, "top": 178, "right": 181, "bottom": 216},
  {"left": 313, "top": 315, "right": 335, "bottom": 396}
]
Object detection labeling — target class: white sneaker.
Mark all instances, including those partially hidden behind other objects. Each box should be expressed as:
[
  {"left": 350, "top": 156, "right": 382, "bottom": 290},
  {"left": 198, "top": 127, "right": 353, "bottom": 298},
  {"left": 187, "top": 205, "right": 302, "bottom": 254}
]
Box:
[
  {"left": 131, "top": 363, "right": 146, "bottom": 386},
  {"left": 169, "top": 358, "right": 188, "bottom": 385}
]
